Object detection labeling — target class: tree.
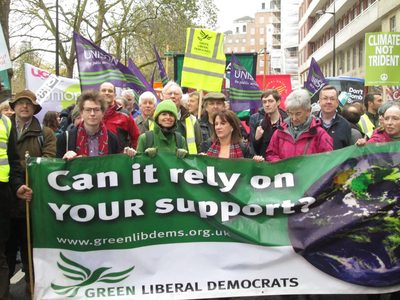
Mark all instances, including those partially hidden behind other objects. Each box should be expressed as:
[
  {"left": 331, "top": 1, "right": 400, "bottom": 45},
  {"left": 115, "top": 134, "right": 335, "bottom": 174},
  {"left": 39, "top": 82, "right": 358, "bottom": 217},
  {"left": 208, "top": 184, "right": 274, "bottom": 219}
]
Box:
[{"left": 8, "top": 0, "right": 217, "bottom": 83}]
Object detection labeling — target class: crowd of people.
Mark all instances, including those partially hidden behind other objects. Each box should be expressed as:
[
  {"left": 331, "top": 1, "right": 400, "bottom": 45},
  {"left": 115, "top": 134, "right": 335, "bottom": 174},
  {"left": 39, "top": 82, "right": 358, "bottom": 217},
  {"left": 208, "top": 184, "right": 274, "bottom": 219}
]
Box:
[{"left": 0, "top": 79, "right": 398, "bottom": 300}]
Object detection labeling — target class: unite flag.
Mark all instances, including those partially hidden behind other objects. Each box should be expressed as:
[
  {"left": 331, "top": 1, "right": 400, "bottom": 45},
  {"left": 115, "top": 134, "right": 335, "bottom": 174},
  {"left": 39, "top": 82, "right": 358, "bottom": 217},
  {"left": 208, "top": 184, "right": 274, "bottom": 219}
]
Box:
[
  {"left": 304, "top": 57, "right": 326, "bottom": 96},
  {"left": 153, "top": 45, "right": 169, "bottom": 87}
]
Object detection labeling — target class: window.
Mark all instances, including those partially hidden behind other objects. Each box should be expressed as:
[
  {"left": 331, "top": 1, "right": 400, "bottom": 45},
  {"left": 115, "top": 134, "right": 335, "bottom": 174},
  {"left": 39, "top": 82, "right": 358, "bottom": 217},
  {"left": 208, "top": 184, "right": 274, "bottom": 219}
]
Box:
[
  {"left": 234, "top": 47, "right": 238, "bottom": 52},
  {"left": 260, "top": 38, "right": 265, "bottom": 45},
  {"left": 242, "top": 38, "right": 246, "bottom": 43},
  {"left": 251, "top": 38, "right": 255, "bottom": 45},
  {"left": 228, "top": 39, "right": 232, "bottom": 43},
  {"left": 348, "top": 13, "right": 351, "bottom": 24},
  {"left": 360, "top": 2, "right": 364, "bottom": 13},
  {"left": 235, "top": 39, "right": 239, "bottom": 43},
  {"left": 260, "top": 27, "right": 264, "bottom": 34},
  {"left": 359, "top": 41, "right": 363, "bottom": 67},
  {"left": 241, "top": 46, "right": 245, "bottom": 52},
  {"left": 329, "top": 61, "right": 332, "bottom": 77},
  {"left": 342, "top": 19, "right": 345, "bottom": 28},
  {"left": 347, "top": 50, "right": 350, "bottom": 72},
  {"left": 251, "top": 28, "right": 255, "bottom": 35},
  {"left": 260, "top": 17, "right": 264, "bottom": 24},
  {"left": 227, "top": 47, "right": 231, "bottom": 52},
  {"left": 251, "top": 49, "right": 255, "bottom": 52},
  {"left": 243, "top": 25, "right": 247, "bottom": 32},
  {"left": 311, "top": 44, "right": 315, "bottom": 53},
  {"left": 367, "top": 0, "right": 371, "bottom": 5},
  {"left": 353, "top": 7, "right": 357, "bottom": 18},
  {"left": 260, "top": 60, "right": 264, "bottom": 67},
  {"left": 353, "top": 47, "right": 357, "bottom": 69},
  {"left": 390, "top": 16, "right": 396, "bottom": 32},
  {"left": 262, "top": 3, "right": 265, "bottom": 10}
]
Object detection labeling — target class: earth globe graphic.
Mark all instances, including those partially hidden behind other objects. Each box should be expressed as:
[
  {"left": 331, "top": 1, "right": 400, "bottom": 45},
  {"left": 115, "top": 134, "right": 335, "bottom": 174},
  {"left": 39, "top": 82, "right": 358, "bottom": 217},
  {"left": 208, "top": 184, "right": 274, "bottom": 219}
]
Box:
[{"left": 288, "top": 152, "right": 400, "bottom": 287}]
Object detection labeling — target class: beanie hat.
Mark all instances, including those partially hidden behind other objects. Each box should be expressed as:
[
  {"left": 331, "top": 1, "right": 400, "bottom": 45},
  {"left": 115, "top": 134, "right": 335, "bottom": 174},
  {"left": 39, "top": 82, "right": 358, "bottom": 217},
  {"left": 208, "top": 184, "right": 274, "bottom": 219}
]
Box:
[
  {"left": 10, "top": 90, "right": 42, "bottom": 114},
  {"left": 154, "top": 100, "right": 178, "bottom": 123},
  {"left": 71, "top": 105, "right": 80, "bottom": 122}
]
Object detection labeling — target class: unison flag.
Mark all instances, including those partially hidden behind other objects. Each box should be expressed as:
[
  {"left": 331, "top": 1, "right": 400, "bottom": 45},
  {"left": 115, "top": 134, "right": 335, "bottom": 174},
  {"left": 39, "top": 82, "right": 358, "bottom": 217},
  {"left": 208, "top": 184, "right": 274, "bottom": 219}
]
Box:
[
  {"left": 128, "top": 59, "right": 160, "bottom": 104},
  {"left": 154, "top": 45, "right": 169, "bottom": 87},
  {"left": 73, "top": 32, "right": 145, "bottom": 99},
  {"left": 149, "top": 65, "right": 156, "bottom": 87},
  {"left": 305, "top": 57, "right": 326, "bottom": 96},
  {"left": 181, "top": 28, "right": 226, "bottom": 92},
  {"left": 229, "top": 53, "right": 262, "bottom": 112}
]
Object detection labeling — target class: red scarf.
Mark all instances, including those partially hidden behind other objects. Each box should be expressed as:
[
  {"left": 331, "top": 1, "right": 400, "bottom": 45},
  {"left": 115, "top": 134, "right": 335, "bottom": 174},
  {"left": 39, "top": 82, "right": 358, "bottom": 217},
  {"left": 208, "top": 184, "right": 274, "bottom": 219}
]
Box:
[
  {"left": 76, "top": 121, "right": 109, "bottom": 156},
  {"left": 207, "top": 140, "right": 243, "bottom": 158}
]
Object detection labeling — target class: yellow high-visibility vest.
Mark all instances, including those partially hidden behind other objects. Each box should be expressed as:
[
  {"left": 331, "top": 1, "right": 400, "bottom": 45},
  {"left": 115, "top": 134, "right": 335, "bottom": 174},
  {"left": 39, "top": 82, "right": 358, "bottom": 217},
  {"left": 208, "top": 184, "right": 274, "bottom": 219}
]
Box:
[
  {"left": 181, "top": 28, "right": 226, "bottom": 92},
  {"left": 149, "top": 115, "right": 197, "bottom": 154},
  {"left": 0, "top": 114, "right": 11, "bottom": 182},
  {"left": 358, "top": 114, "right": 375, "bottom": 138}
]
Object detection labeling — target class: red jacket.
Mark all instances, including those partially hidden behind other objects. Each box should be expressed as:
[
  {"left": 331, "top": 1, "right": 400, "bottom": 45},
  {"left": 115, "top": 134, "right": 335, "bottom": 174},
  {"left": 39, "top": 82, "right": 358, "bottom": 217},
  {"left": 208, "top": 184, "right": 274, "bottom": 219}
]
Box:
[
  {"left": 266, "top": 117, "right": 334, "bottom": 162},
  {"left": 367, "top": 129, "right": 393, "bottom": 143},
  {"left": 103, "top": 102, "right": 140, "bottom": 151}
]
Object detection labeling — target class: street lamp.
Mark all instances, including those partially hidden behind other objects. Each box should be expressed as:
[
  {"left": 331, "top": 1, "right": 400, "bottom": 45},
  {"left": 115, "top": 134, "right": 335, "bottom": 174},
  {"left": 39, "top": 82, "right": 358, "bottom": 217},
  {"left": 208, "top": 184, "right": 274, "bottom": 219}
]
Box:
[{"left": 316, "top": 1, "right": 336, "bottom": 77}]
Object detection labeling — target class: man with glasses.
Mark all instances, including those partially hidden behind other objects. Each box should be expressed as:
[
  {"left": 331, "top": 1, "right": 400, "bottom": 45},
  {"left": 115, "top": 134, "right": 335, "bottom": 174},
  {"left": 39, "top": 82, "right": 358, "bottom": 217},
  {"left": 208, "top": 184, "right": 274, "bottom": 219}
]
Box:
[
  {"left": 318, "top": 85, "right": 352, "bottom": 149},
  {"left": 161, "top": 81, "right": 202, "bottom": 154},
  {"left": 99, "top": 82, "right": 140, "bottom": 151},
  {"left": 56, "top": 90, "right": 122, "bottom": 159},
  {"left": 7, "top": 89, "right": 56, "bottom": 293}
]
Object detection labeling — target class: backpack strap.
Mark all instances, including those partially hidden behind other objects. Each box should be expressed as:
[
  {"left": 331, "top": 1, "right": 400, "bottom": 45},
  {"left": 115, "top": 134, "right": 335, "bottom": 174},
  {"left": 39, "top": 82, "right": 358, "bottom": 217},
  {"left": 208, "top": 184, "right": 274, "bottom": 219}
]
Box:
[
  {"left": 145, "top": 131, "right": 154, "bottom": 150},
  {"left": 37, "top": 124, "right": 45, "bottom": 150},
  {"left": 174, "top": 132, "right": 183, "bottom": 149}
]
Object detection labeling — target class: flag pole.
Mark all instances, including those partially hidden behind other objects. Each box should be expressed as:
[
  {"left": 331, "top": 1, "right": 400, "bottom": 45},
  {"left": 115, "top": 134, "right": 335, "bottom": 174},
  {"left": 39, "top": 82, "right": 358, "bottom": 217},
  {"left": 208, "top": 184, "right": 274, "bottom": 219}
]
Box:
[
  {"left": 263, "top": 42, "right": 267, "bottom": 90},
  {"left": 166, "top": 45, "right": 169, "bottom": 78},
  {"left": 25, "top": 152, "right": 34, "bottom": 299},
  {"left": 198, "top": 90, "right": 203, "bottom": 119}
]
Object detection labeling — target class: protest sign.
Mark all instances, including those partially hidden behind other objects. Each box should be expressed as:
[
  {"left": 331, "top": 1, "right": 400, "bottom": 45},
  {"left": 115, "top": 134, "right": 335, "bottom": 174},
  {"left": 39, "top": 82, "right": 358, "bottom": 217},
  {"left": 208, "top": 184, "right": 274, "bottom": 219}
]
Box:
[
  {"left": 29, "top": 145, "right": 400, "bottom": 299},
  {"left": 0, "top": 25, "right": 12, "bottom": 71},
  {"left": 365, "top": 32, "right": 400, "bottom": 86}
]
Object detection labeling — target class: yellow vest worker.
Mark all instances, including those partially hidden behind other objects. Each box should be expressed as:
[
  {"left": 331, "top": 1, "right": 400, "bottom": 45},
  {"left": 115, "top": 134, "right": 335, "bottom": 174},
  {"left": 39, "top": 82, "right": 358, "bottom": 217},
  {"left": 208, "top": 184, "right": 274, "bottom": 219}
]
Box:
[
  {"left": 0, "top": 115, "right": 11, "bottom": 182},
  {"left": 358, "top": 114, "right": 375, "bottom": 138},
  {"left": 181, "top": 28, "right": 226, "bottom": 92}
]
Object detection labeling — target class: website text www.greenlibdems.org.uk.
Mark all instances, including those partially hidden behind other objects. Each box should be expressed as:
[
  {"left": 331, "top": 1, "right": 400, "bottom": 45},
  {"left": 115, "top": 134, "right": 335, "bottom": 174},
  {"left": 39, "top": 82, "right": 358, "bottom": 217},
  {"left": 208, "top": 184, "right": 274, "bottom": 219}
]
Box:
[{"left": 56, "top": 229, "right": 231, "bottom": 246}]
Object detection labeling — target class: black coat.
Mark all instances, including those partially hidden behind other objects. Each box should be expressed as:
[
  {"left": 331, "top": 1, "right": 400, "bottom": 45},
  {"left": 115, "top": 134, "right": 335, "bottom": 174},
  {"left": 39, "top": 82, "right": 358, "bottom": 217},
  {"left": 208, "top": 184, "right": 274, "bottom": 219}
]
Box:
[{"left": 56, "top": 126, "right": 120, "bottom": 158}]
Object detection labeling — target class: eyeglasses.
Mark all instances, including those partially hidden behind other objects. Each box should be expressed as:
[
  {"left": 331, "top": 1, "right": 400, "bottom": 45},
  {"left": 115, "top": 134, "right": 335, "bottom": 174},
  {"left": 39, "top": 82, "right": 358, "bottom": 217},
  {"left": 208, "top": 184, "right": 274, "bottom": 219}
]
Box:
[
  {"left": 15, "top": 100, "right": 34, "bottom": 106},
  {"left": 320, "top": 97, "right": 337, "bottom": 103},
  {"left": 83, "top": 107, "right": 102, "bottom": 113}
]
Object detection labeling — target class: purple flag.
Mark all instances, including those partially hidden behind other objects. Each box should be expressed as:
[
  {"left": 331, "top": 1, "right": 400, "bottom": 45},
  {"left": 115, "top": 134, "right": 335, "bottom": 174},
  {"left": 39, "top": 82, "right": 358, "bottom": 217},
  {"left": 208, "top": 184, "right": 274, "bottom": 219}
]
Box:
[
  {"left": 154, "top": 45, "right": 169, "bottom": 87},
  {"left": 150, "top": 65, "right": 157, "bottom": 87},
  {"left": 305, "top": 57, "right": 327, "bottom": 96},
  {"left": 229, "top": 53, "right": 262, "bottom": 112},
  {"left": 128, "top": 58, "right": 160, "bottom": 104},
  {"left": 73, "top": 31, "right": 145, "bottom": 111}
]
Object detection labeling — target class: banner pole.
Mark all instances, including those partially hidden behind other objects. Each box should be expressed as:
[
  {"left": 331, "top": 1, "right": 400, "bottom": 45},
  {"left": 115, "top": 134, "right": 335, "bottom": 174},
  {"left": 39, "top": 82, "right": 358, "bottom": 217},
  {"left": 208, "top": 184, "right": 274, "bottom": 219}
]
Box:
[
  {"left": 382, "top": 86, "right": 387, "bottom": 103},
  {"left": 198, "top": 90, "right": 203, "bottom": 119},
  {"left": 166, "top": 45, "right": 169, "bottom": 78},
  {"left": 25, "top": 151, "right": 34, "bottom": 299},
  {"left": 263, "top": 42, "right": 267, "bottom": 90}
]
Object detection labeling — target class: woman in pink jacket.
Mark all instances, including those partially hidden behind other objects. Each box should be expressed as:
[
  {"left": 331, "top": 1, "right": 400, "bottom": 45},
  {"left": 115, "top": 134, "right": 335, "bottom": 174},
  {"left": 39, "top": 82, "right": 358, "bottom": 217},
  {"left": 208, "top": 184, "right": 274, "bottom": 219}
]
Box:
[
  {"left": 266, "top": 89, "right": 334, "bottom": 162},
  {"left": 356, "top": 102, "right": 400, "bottom": 145}
]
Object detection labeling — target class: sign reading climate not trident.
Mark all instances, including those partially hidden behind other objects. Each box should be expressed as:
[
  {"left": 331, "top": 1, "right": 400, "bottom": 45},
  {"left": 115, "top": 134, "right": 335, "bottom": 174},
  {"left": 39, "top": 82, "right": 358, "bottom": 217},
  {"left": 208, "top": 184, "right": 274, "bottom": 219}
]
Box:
[
  {"left": 365, "top": 32, "right": 400, "bottom": 86},
  {"left": 181, "top": 28, "right": 226, "bottom": 92}
]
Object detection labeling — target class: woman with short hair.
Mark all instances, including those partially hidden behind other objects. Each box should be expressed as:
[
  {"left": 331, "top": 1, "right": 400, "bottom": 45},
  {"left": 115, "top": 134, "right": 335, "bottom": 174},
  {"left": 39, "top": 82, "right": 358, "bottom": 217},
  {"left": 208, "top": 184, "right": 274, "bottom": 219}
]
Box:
[{"left": 266, "top": 89, "right": 333, "bottom": 162}]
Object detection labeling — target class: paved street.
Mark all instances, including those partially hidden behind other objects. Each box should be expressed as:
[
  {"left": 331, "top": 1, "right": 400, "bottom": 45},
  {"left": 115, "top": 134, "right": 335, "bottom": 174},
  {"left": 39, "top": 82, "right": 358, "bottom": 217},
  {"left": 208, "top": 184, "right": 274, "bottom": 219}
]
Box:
[{"left": 9, "top": 264, "right": 31, "bottom": 300}]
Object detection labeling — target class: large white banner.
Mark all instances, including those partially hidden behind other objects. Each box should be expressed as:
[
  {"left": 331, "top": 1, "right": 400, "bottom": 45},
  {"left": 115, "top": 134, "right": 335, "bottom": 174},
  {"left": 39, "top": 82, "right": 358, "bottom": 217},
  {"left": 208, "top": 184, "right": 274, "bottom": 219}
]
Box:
[
  {"left": 24, "top": 63, "right": 81, "bottom": 122},
  {"left": 0, "top": 26, "right": 12, "bottom": 71}
]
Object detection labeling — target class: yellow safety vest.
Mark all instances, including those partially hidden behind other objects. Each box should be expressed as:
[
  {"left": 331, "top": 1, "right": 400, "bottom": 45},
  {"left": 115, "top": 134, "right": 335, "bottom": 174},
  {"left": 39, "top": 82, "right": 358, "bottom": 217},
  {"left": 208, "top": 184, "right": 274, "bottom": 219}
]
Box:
[
  {"left": 0, "top": 114, "right": 11, "bottom": 182},
  {"left": 149, "top": 115, "right": 198, "bottom": 154},
  {"left": 358, "top": 114, "right": 375, "bottom": 138},
  {"left": 181, "top": 28, "right": 226, "bottom": 92}
]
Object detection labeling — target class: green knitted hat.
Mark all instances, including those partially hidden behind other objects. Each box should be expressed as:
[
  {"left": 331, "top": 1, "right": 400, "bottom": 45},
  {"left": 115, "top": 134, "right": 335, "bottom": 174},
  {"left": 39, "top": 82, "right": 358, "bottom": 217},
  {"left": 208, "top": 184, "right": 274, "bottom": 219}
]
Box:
[{"left": 154, "top": 100, "right": 178, "bottom": 123}]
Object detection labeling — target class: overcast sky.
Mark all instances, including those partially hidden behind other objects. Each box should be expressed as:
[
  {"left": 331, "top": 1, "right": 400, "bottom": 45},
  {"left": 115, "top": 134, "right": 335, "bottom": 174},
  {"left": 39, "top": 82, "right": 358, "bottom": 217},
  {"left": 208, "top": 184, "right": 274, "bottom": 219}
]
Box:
[{"left": 214, "top": 0, "right": 263, "bottom": 32}]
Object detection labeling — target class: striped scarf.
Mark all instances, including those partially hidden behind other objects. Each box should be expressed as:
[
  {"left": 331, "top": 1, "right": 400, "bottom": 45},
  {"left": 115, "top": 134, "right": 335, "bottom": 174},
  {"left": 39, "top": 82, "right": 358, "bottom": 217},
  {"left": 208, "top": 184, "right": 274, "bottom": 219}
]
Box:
[{"left": 207, "top": 140, "right": 243, "bottom": 158}]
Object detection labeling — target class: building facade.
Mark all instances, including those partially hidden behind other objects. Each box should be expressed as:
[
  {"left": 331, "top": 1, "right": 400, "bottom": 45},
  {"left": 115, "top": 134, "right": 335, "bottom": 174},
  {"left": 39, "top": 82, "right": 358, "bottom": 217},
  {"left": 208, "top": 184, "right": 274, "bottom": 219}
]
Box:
[
  {"left": 223, "top": 1, "right": 300, "bottom": 88},
  {"left": 298, "top": 0, "right": 400, "bottom": 87}
]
